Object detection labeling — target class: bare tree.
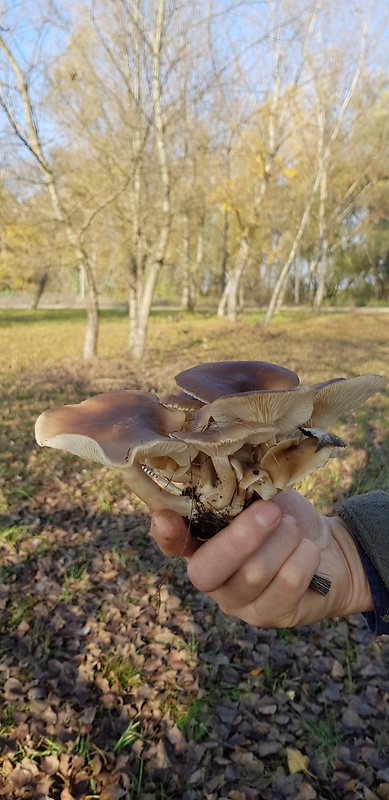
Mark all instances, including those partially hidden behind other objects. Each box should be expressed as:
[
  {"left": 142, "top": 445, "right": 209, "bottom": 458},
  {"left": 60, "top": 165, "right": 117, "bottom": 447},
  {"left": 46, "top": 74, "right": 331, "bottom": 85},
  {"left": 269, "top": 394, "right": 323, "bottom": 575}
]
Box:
[
  {"left": 0, "top": 32, "right": 101, "bottom": 359},
  {"left": 264, "top": 0, "right": 372, "bottom": 323},
  {"left": 125, "top": 0, "right": 171, "bottom": 360},
  {"left": 94, "top": 0, "right": 203, "bottom": 358},
  {"left": 218, "top": 0, "right": 319, "bottom": 322}
]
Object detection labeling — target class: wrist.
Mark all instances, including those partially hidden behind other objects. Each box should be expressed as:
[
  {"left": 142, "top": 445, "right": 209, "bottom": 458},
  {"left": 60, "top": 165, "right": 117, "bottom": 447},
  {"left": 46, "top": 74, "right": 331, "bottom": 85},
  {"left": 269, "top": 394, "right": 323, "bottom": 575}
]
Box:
[{"left": 327, "top": 516, "right": 373, "bottom": 617}]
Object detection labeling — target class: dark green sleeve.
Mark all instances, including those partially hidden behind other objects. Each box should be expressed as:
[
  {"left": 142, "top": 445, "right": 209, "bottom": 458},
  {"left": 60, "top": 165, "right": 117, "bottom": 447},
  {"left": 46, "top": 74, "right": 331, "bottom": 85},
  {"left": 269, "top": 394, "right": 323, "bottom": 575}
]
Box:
[{"left": 338, "top": 490, "right": 389, "bottom": 591}]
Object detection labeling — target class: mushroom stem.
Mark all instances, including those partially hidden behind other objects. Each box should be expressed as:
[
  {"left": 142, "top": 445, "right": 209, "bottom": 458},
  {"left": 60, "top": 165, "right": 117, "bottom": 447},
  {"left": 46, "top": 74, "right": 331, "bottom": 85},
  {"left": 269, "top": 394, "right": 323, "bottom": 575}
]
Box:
[
  {"left": 199, "top": 455, "right": 239, "bottom": 510},
  {"left": 120, "top": 461, "right": 193, "bottom": 516},
  {"left": 239, "top": 466, "right": 271, "bottom": 491}
]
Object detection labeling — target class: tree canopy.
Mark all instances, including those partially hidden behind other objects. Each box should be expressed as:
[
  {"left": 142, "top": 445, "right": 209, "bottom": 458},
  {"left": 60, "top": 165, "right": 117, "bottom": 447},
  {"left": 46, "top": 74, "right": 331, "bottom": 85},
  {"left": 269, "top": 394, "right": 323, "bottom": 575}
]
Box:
[{"left": 1, "top": 0, "right": 388, "bottom": 357}]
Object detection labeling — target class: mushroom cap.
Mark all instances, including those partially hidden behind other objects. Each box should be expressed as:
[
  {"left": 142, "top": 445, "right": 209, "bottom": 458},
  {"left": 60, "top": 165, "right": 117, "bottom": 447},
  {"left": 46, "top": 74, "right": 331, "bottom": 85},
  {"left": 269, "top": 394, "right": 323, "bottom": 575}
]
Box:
[
  {"left": 208, "top": 385, "right": 316, "bottom": 437},
  {"left": 309, "top": 374, "right": 388, "bottom": 429},
  {"left": 260, "top": 435, "right": 335, "bottom": 490},
  {"left": 175, "top": 361, "right": 300, "bottom": 402},
  {"left": 35, "top": 390, "right": 189, "bottom": 467},
  {"left": 160, "top": 391, "right": 204, "bottom": 413},
  {"left": 173, "top": 422, "right": 266, "bottom": 457}
]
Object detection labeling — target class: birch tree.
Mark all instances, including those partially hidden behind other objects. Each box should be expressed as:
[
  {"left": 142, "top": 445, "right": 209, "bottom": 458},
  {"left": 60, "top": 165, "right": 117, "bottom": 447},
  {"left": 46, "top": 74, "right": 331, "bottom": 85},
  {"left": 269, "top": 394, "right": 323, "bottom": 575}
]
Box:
[
  {"left": 0, "top": 28, "right": 101, "bottom": 360},
  {"left": 218, "top": 0, "right": 319, "bottom": 322},
  {"left": 94, "top": 0, "right": 207, "bottom": 358},
  {"left": 264, "top": 0, "right": 372, "bottom": 323},
  {"left": 126, "top": 0, "right": 171, "bottom": 360}
]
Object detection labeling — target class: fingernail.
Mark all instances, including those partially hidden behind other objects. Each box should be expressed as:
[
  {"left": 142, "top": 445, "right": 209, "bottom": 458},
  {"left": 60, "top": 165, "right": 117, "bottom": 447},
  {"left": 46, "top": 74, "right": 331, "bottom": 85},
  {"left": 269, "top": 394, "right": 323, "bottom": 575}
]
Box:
[
  {"left": 282, "top": 513, "right": 298, "bottom": 526},
  {"left": 253, "top": 501, "right": 281, "bottom": 527}
]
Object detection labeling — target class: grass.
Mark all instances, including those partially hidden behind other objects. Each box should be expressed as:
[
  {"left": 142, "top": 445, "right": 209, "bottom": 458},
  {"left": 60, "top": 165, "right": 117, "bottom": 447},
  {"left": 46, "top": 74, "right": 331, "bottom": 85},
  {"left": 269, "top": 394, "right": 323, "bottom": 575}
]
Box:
[
  {"left": 102, "top": 649, "right": 143, "bottom": 691},
  {"left": 113, "top": 716, "right": 142, "bottom": 752},
  {"left": 1, "top": 306, "right": 388, "bottom": 377},
  {"left": 7, "top": 597, "right": 37, "bottom": 630},
  {"left": 0, "top": 525, "right": 31, "bottom": 546},
  {"left": 57, "top": 562, "right": 90, "bottom": 604},
  {"left": 176, "top": 633, "right": 198, "bottom": 657},
  {"left": 173, "top": 694, "right": 211, "bottom": 742},
  {"left": 0, "top": 703, "right": 31, "bottom": 735},
  {"left": 303, "top": 705, "right": 341, "bottom": 776}
]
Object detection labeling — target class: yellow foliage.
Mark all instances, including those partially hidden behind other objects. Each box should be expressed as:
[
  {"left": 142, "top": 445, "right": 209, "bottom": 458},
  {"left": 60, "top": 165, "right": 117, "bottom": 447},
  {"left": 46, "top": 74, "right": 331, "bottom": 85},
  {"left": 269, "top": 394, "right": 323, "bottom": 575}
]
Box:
[{"left": 282, "top": 165, "right": 298, "bottom": 180}]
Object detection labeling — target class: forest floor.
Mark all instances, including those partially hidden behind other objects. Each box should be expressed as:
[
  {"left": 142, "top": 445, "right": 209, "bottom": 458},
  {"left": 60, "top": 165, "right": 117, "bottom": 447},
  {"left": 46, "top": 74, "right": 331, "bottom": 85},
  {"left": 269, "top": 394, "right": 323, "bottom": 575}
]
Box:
[{"left": 0, "top": 309, "right": 388, "bottom": 800}]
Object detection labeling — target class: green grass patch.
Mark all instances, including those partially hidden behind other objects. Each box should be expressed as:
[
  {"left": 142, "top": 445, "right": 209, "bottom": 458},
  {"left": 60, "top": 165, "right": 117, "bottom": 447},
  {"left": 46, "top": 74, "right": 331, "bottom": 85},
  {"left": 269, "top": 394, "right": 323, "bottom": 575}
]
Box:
[
  {"left": 113, "top": 716, "right": 142, "bottom": 753},
  {"left": 102, "top": 650, "right": 143, "bottom": 692},
  {"left": 0, "top": 525, "right": 31, "bottom": 546},
  {"left": 303, "top": 705, "right": 341, "bottom": 776}
]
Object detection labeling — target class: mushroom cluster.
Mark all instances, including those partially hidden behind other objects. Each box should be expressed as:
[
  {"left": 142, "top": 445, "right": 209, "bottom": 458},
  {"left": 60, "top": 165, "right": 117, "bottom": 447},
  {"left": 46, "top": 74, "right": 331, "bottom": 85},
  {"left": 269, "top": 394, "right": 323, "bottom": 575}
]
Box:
[{"left": 36, "top": 361, "right": 387, "bottom": 544}]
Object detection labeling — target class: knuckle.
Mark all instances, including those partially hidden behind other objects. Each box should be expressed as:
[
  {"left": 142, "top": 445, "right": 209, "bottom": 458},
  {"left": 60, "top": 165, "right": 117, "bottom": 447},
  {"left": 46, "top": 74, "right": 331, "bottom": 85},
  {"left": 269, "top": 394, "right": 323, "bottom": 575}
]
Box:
[
  {"left": 277, "top": 562, "right": 305, "bottom": 595},
  {"left": 239, "top": 559, "right": 266, "bottom": 590},
  {"left": 187, "top": 562, "right": 214, "bottom": 594},
  {"left": 218, "top": 597, "right": 241, "bottom": 618}
]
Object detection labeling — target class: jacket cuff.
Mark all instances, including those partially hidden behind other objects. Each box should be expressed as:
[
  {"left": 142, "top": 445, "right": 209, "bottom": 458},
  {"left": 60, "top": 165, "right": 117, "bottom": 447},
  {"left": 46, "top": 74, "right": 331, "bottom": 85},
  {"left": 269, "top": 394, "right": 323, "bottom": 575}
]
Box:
[
  {"left": 338, "top": 490, "right": 389, "bottom": 635},
  {"left": 338, "top": 490, "right": 389, "bottom": 592},
  {"left": 353, "top": 539, "right": 389, "bottom": 635}
]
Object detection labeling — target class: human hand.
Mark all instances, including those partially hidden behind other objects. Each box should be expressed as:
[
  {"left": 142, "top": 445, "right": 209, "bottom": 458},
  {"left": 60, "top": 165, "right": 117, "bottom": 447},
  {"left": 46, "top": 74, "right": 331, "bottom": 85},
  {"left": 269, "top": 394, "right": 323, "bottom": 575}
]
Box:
[{"left": 149, "top": 491, "right": 373, "bottom": 627}]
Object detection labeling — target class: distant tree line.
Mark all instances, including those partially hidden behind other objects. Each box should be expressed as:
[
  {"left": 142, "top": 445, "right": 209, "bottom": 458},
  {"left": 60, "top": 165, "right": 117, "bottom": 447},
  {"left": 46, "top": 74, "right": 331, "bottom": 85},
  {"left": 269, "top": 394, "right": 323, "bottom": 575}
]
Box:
[{"left": 1, "top": 0, "right": 388, "bottom": 359}]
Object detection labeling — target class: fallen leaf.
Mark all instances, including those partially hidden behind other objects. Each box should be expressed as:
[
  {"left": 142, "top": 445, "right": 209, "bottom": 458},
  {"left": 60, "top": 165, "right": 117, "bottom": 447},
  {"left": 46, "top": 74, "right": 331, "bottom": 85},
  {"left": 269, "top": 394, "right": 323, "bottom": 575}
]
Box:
[
  {"left": 362, "top": 788, "right": 380, "bottom": 800},
  {"left": 287, "top": 748, "right": 315, "bottom": 778},
  {"left": 40, "top": 754, "right": 59, "bottom": 775},
  {"left": 297, "top": 782, "right": 317, "bottom": 800}
]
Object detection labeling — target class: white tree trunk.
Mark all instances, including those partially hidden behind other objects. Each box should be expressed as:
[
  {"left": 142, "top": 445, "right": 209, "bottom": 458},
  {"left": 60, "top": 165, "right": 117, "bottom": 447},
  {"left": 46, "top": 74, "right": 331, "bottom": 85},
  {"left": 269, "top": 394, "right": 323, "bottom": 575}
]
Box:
[
  {"left": 294, "top": 259, "right": 300, "bottom": 305},
  {"left": 128, "top": 0, "right": 171, "bottom": 361},
  {"left": 180, "top": 210, "right": 192, "bottom": 311},
  {"left": 314, "top": 156, "right": 329, "bottom": 310},
  {"left": 83, "top": 278, "right": 100, "bottom": 360},
  {"left": 218, "top": 231, "right": 250, "bottom": 320}
]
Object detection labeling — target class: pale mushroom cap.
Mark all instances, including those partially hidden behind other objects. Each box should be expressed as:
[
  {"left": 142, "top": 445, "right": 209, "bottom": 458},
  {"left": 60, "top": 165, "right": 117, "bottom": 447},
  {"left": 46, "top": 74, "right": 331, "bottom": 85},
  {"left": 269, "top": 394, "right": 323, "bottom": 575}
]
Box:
[
  {"left": 208, "top": 385, "right": 316, "bottom": 436},
  {"left": 260, "top": 436, "right": 334, "bottom": 490},
  {"left": 173, "top": 423, "right": 262, "bottom": 457},
  {"left": 175, "top": 361, "right": 300, "bottom": 402},
  {"left": 308, "top": 374, "right": 388, "bottom": 429},
  {"left": 35, "top": 390, "right": 188, "bottom": 467}
]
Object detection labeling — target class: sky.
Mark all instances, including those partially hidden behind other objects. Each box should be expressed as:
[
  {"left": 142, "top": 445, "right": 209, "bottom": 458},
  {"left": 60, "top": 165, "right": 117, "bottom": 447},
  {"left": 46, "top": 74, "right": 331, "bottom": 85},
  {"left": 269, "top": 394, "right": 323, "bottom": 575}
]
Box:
[{"left": 0, "top": 0, "right": 388, "bottom": 181}]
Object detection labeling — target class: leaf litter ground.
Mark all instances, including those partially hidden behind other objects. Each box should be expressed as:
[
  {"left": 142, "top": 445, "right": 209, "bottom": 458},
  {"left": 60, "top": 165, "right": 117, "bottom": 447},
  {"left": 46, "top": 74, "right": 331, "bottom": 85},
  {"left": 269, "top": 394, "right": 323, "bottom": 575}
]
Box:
[{"left": 0, "top": 311, "right": 389, "bottom": 800}]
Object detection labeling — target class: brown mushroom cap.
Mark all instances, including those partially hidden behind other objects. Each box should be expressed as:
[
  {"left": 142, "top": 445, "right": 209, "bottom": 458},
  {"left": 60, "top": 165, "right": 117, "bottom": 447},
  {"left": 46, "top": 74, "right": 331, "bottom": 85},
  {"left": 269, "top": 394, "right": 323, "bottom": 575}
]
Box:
[
  {"left": 35, "top": 390, "right": 188, "bottom": 467},
  {"left": 175, "top": 361, "right": 300, "bottom": 402},
  {"left": 160, "top": 391, "right": 204, "bottom": 414}
]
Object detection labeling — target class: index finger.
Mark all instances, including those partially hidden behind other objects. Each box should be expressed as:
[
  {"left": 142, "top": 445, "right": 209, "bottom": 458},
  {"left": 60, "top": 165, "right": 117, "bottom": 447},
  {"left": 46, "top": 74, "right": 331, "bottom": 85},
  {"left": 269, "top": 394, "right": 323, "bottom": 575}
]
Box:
[{"left": 187, "top": 500, "right": 283, "bottom": 592}]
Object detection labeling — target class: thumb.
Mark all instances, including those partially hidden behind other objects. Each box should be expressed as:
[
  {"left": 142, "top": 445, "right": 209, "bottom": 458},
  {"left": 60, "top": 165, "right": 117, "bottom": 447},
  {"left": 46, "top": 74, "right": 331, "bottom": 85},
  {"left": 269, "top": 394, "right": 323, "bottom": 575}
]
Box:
[{"left": 150, "top": 509, "right": 200, "bottom": 557}]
